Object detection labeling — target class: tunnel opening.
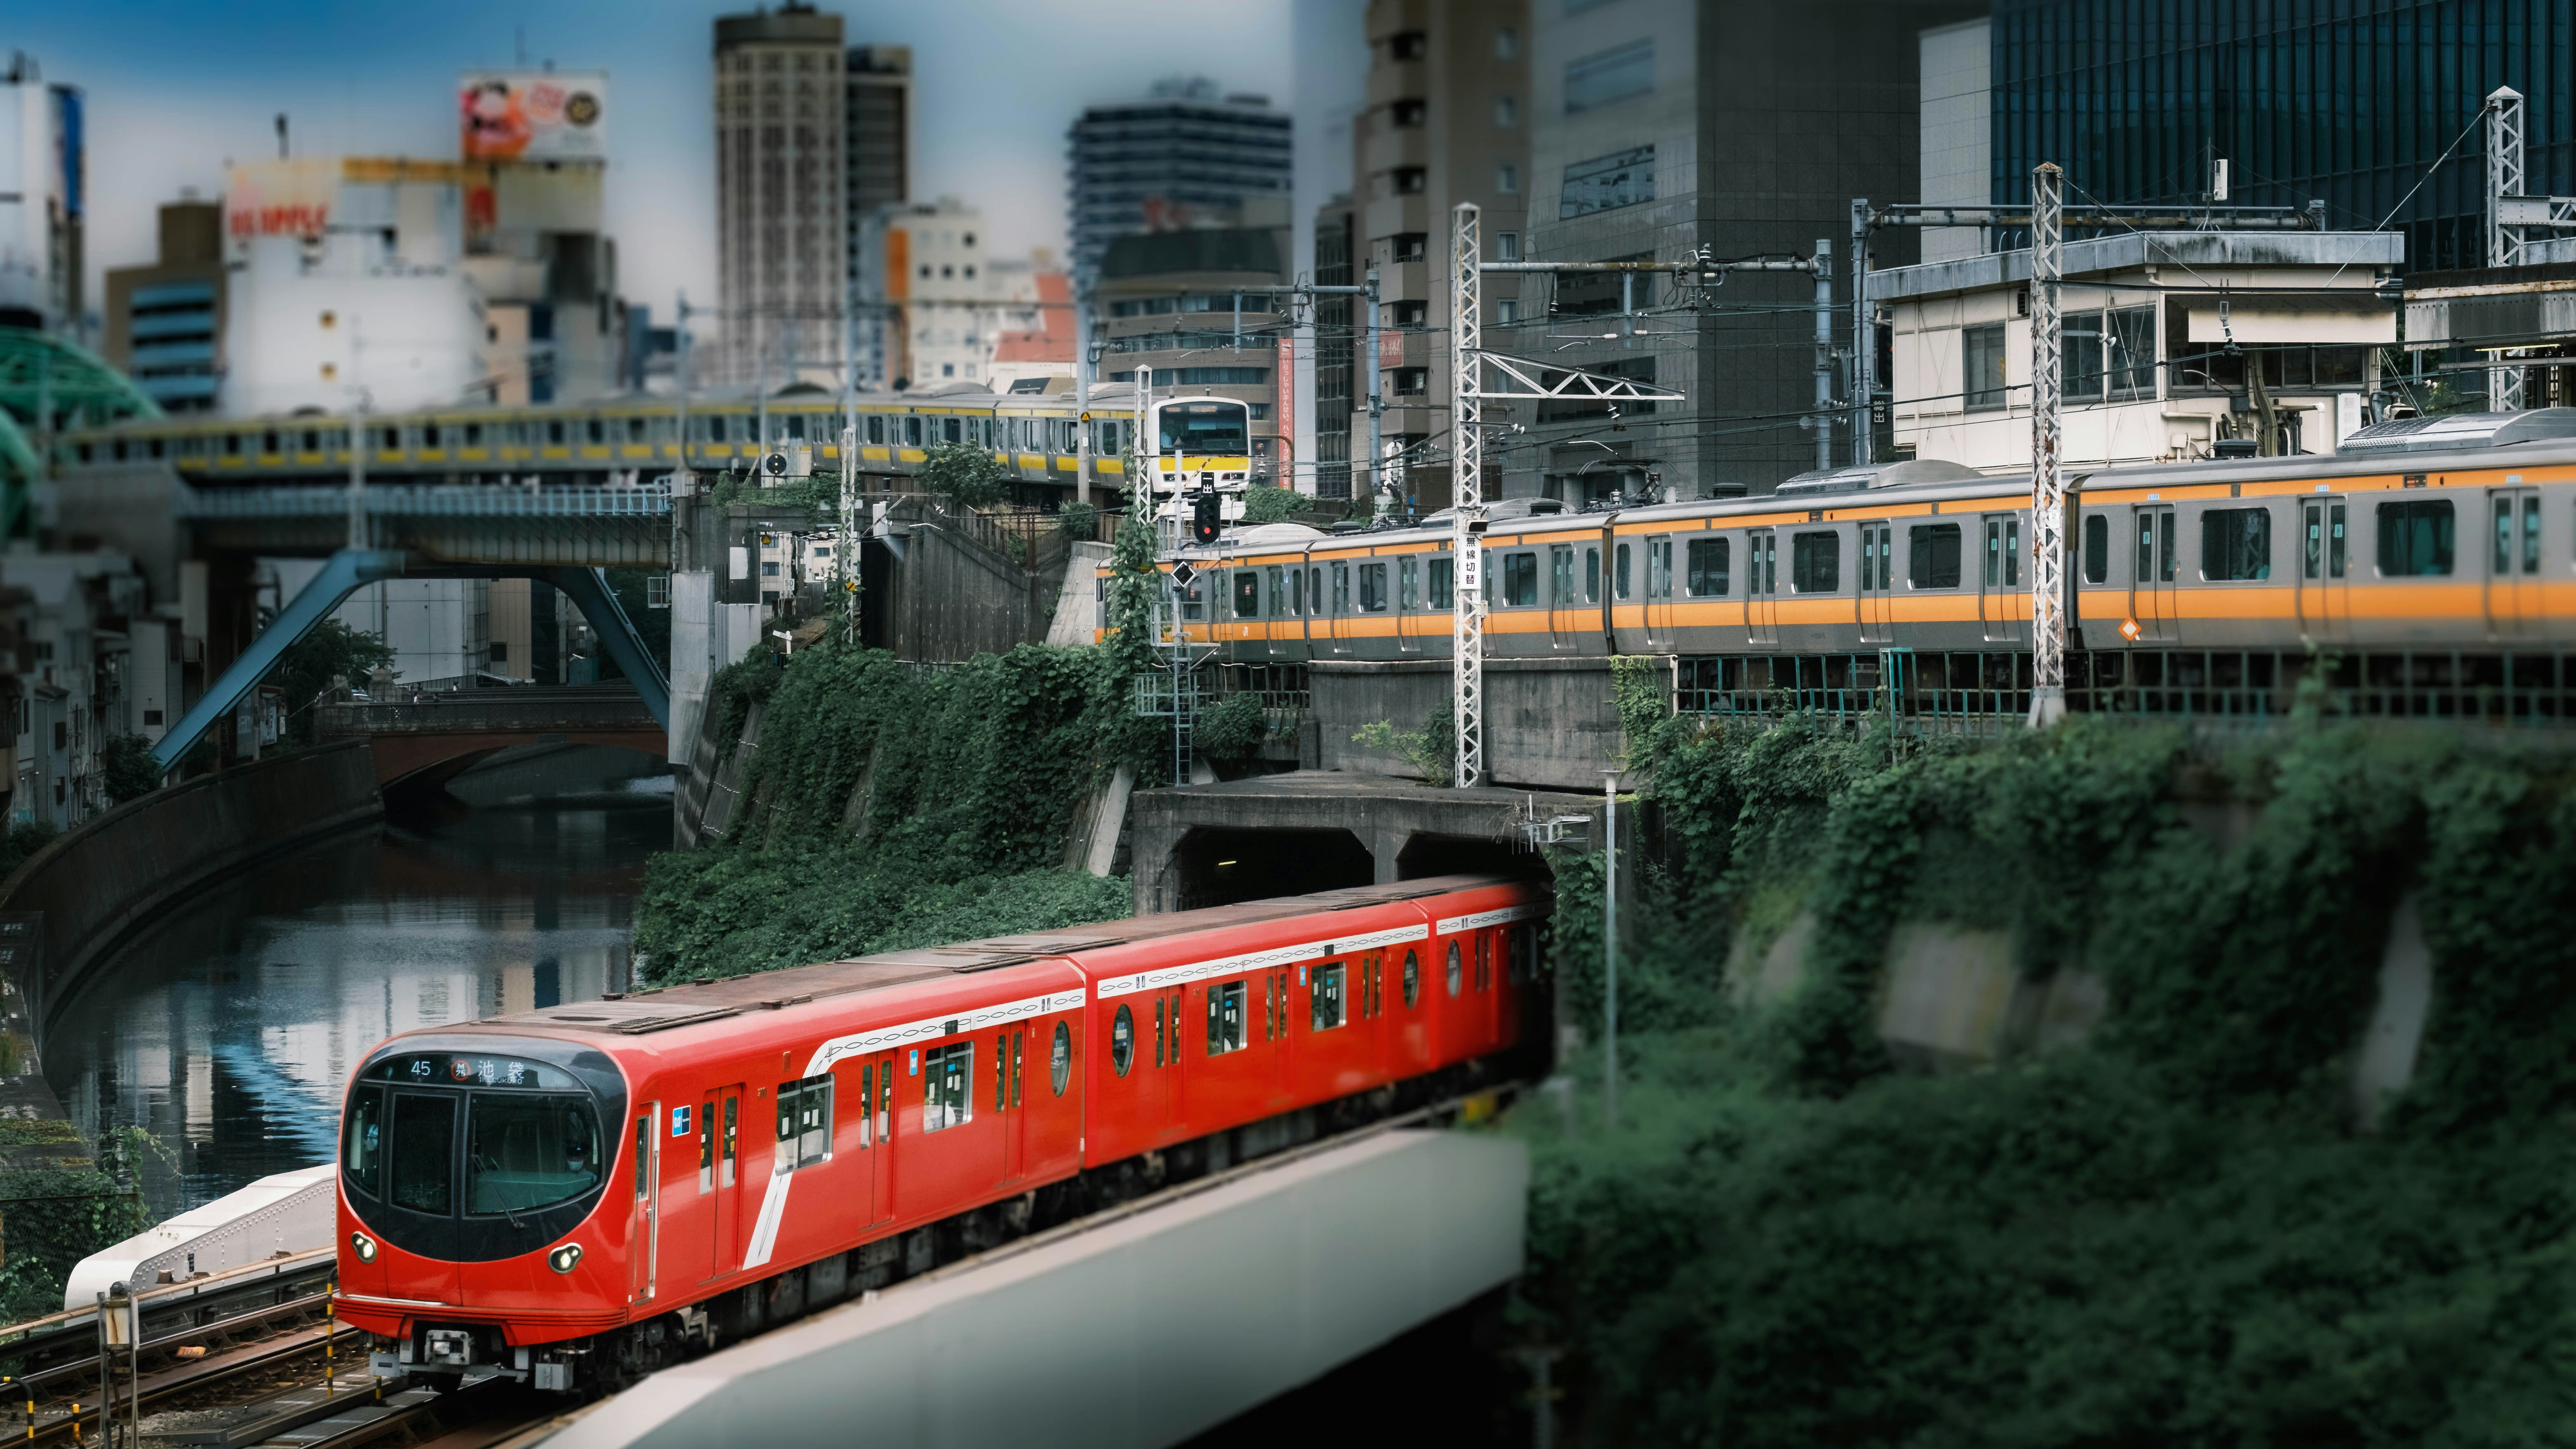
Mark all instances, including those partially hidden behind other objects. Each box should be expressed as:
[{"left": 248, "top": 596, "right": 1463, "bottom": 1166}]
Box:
[
  {"left": 1397, "top": 834, "right": 1543, "bottom": 885},
  {"left": 1173, "top": 827, "right": 1374, "bottom": 910}
]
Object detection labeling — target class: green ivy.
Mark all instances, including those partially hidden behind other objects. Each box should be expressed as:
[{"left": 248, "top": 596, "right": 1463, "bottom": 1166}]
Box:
[
  {"left": 1518, "top": 720, "right": 2576, "bottom": 1444},
  {"left": 641, "top": 632, "right": 1166, "bottom": 981}
]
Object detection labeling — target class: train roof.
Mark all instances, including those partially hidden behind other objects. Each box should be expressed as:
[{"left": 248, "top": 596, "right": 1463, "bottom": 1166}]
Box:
[{"left": 462, "top": 874, "right": 1539, "bottom": 1039}]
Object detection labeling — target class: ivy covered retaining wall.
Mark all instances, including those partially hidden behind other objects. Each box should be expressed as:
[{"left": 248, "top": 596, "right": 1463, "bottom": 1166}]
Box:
[{"left": 1514, "top": 716, "right": 2576, "bottom": 1446}]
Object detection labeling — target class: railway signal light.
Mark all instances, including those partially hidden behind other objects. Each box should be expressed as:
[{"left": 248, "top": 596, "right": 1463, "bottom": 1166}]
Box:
[{"left": 1192, "top": 489, "right": 1221, "bottom": 544}]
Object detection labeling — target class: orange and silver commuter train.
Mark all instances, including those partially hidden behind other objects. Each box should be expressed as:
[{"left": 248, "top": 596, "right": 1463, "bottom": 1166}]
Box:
[{"left": 1112, "top": 411, "right": 2576, "bottom": 703}]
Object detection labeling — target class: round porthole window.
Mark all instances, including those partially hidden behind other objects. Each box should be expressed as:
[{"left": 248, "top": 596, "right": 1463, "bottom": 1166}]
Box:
[
  {"left": 1111, "top": 1004, "right": 1136, "bottom": 1077},
  {"left": 1446, "top": 941, "right": 1463, "bottom": 997},
  {"left": 1051, "top": 1020, "right": 1072, "bottom": 1096},
  {"left": 1403, "top": 949, "right": 1421, "bottom": 1008}
]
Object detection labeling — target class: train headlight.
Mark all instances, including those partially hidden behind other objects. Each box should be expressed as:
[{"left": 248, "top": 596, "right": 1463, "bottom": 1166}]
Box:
[
  {"left": 349, "top": 1232, "right": 377, "bottom": 1264},
  {"left": 548, "top": 1243, "right": 583, "bottom": 1275}
]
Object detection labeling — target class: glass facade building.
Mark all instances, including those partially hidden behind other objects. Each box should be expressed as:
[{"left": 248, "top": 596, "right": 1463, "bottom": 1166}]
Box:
[{"left": 1990, "top": 0, "right": 2575, "bottom": 271}]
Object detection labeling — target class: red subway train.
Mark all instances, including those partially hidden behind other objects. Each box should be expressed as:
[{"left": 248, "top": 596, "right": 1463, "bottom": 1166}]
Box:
[{"left": 331, "top": 874, "right": 1549, "bottom": 1390}]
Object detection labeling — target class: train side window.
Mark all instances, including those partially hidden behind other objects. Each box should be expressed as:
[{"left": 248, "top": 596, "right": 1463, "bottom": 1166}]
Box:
[
  {"left": 1585, "top": 545, "right": 1601, "bottom": 602},
  {"left": 632, "top": 1115, "right": 650, "bottom": 1202},
  {"left": 1475, "top": 934, "right": 1492, "bottom": 990},
  {"left": 1615, "top": 542, "right": 1631, "bottom": 598},
  {"left": 1791, "top": 530, "right": 1840, "bottom": 593},
  {"left": 1502, "top": 552, "right": 1538, "bottom": 606},
  {"left": 1051, "top": 1021, "right": 1072, "bottom": 1096},
  {"left": 585, "top": 419, "right": 604, "bottom": 445},
  {"left": 1207, "top": 981, "right": 1247, "bottom": 1055},
  {"left": 1686, "top": 537, "right": 1729, "bottom": 597},
  {"left": 2377, "top": 500, "right": 2454, "bottom": 576},
  {"left": 1400, "top": 556, "right": 1422, "bottom": 610},
  {"left": 921, "top": 1045, "right": 973, "bottom": 1133},
  {"left": 1111, "top": 1005, "right": 1135, "bottom": 1077},
  {"left": 858, "top": 1065, "right": 874, "bottom": 1147},
  {"left": 1512, "top": 923, "right": 1537, "bottom": 983},
  {"left": 863, "top": 414, "right": 882, "bottom": 444},
  {"left": 1404, "top": 949, "right": 1421, "bottom": 1007},
  {"left": 1179, "top": 576, "right": 1205, "bottom": 620},
  {"left": 994, "top": 1034, "right": 1011, "bottom": 1111},
  {"left": 2200, "top": 507, "right": 2272, "bottom": 581},
  {"left": 2493, "top": 495, "right": 2543, "bottom": 575},
  {"left": 1333, "top": 563, "right": 1352, "bottom": 613},
  {"left": 1446, "top": 940, "right": 1463, "bottom": 997},
  {"left": 904, "top": 417, "right": 923, "bottom": 447},
  {"left": 722, "top": 1097, "right": 738, "bottom": 1185},
  {"left": 1428, "top": 556, "right": 1454, "bottom": 609},
  {"left": 1312, "top": 963, "right": 1348, "bottom": 1031},
  {"left": 1650, "top": 539, "right": 1675, "bottom": 598},
  {"left": 698, "top": 1100, "right": 715, "bottom": 1190},
  {"left": 342, "top": 1086, "right": 385, "bottom": 1199},
  {"left": 2083, "top": 514, "right": 2109, "bottom": 583},
  {"left": 1359, "top": 561, "right": 1389, "bottom": 612},
  {"left": 1154, "top": 996, "right": 1167, "bottom": 1067},
  {"left": 775, "top": 1074, "right": 835, "bottom": 1165},
  {"left": 1234, "top": 571, "right": 1261, "bottom": 618}
]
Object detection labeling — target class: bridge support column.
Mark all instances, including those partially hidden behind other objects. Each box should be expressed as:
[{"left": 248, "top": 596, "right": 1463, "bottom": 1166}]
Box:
[
  {"left": 539, "top": 567, "right": 671, "bottom": 732},
  {"left": 149, "top": 549, "right": 408, "bottom": 773}
]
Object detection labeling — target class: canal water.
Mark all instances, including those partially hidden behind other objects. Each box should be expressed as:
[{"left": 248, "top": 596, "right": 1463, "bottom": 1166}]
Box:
[{"left": 45, "top": 747, "right": 671, "bottom": 1222}]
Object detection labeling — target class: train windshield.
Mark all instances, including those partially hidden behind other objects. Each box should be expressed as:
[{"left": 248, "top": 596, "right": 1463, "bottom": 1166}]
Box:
[
  {"left": 346, "top": 1051, "right": 607, "bottom": 1219},
  {"left": 1159, "top": 401, "right": 1249, "bottom": 456}
]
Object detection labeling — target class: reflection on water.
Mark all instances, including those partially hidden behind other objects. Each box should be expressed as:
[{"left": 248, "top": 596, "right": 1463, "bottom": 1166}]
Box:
[{"left": 47, "top": 747, "right": 670, "bottom": 1221}]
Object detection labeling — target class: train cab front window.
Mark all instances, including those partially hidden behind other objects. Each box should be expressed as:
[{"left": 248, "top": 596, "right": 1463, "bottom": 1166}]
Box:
[
  {"left": 388, "top": 1093, "right": 457, "bottom": 1215},
  {"left": 466, "top": 1094, "right": 602, "bottom": 1217},
  {"left": 1160, "top": 402, "right": 1250, "bottom": 456}
]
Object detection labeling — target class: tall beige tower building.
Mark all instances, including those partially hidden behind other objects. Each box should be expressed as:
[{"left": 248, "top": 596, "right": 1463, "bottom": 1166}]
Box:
[{"left": 713, "top": 3, "right": 847, "bottom": 389}]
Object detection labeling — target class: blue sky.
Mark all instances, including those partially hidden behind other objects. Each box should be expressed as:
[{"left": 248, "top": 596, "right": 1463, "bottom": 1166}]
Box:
[{"left": 13, "top": 0, "right": 1337, "bottom": 324}]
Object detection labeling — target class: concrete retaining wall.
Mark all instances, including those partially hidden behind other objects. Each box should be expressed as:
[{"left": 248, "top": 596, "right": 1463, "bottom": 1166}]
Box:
[
  {"left": 1310, "top": 658, "right": 1625, "bottom": 791},
  {"left": 543, "top": 1129, "right": 1528, "bottom": 1449},
  {"left": 0, "top": 739, "right": 382, "bottom": 1035}
]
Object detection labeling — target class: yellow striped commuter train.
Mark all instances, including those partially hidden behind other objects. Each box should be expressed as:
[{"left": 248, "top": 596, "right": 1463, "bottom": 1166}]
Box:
[
  {"left": 58, "top": 385, "right": 1261, "bottom": 504},
  {"left": 1117, "top": 409, "right": 2576, "bottom": 719}
]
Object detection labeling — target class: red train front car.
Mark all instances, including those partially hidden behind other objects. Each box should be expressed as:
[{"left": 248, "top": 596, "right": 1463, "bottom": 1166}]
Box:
[{"left": 331, "top": 874, "right": 1549, "bottom": 1391}]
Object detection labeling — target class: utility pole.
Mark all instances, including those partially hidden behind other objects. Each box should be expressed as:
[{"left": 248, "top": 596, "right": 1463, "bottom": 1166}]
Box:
[
  {"left": 1811, "top": 238, "right": 1834, "bottom": 474},
  {"left": 345, "top": 399, "right": 367, "bottom": 549},
  {"left": 1602, "top": 767, "right": 1620, "bottom": 1129},
  {"left": 2027, "top": 162, "right": 2068, "bottom": 728},
  {"left": 2487, "top": 85, "right": 2528, "bottom": 411},
  {"left": 1850, "top": 199, "right": 1873, "bottom": 467},
  {"left": 1074, "top": 279, "right": 1094, "bottom": 506},
  {"left": 1364, "top": 264, "right": 1383, "bottom": 512},
  {"left": 1451, "top": 204, "right": 1487, "bottom": 789}
]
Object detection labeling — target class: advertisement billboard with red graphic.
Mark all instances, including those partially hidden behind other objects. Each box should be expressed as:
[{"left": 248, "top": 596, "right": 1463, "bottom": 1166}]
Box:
[{"left": 459, "top": 71, "right": 608, "bottom": 162}]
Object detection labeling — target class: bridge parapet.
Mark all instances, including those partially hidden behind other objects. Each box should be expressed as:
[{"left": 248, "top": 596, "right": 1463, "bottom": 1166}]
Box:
[{"left": 317, "top": 686, "right": 659, "bottom": 737}]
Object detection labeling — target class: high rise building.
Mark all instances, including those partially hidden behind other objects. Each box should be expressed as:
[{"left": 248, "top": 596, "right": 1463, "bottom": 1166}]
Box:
[
  {"left": 864, "top": 197, "right": 998, "bottom": 388},
  {"left": 104, "top": 199, "right": 225, "bottom": 412},
  {"left": 1066, "top": 78, "right": 1293, "bottom": 280},
  {"left": 1312, "top": 199, "right": 1357, "bottom": 497},
  {"left": 714, "top": 4, "right": 847, "bottom": 389},
  {"left": 1341, "top": 0, "right": 1530, "bottom": 512},
  {"left": 1515, "top": 0, "right": 1978, "bottom": 500},
  {"left": 844, "top": 45, "right": 913, "bottom": 392},
  {"left": 1096, "top": 203, "right": 1294, "bottom": 472},
  {"left": 0, "top": 53, "right": 83, "bottom": 335},
  {"left": 1975, "top": 0, "right": 2573, "bottom": 274}
]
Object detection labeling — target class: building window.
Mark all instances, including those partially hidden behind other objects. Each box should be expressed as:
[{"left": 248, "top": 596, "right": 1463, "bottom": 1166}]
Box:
[
  {"left": 1963, "top": 324, "right": 2008, "bottom": 411},
  {"left": 1496, "top": 232, "right": 1520, "bottom": 261},
  {"left": 1560, "top": 146, "right": 1654, "bottom": 218},
  {"left": 1391, "top": 234, "right": 1428, "bottom": 262},
  {"left": 490, "top": 642, "right": 509, "bottom": 663},
  {"left": 1565, "top": 39, "right": 1653, "bottom": 113},
  {"left": 1495, "top": 27, "right": 1520, "bottom": 58},
  {"left": 1494, "top": 95, "right": 1519, "bottom": 127},
  {"left": 1389, "top": 31, "right": 1428, "bottom": 60},
  {"left": 1392, "top": 300, "right": 1428, "bottom": 327},
  {"left": 1496, "top": 299, "right": 1520, "bottom": 324},
  {"left": 1392, "top": 167, "right": 1428, "bottom": 194},
  {"left": 1392, "top": 367, "right": 1428, "bottom": 395},
  {"left": 1496, "top": 162, "right": 1519, "bottom": 194},
  {"left": 1392, "top": 99, "right": 1427, "bottom": 128}
]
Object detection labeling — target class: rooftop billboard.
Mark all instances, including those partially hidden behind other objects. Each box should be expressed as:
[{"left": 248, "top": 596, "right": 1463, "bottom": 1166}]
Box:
[{"left": 459, "top": 72, "right": 607, "bottom": 162}]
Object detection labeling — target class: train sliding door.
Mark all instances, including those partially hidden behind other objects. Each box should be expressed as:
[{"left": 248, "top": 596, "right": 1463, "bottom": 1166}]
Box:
[
  {"left": 2298, "top": 497, "right": 2351, "bottom": 642},
  {"left": 1744, "top": 530, "right": 1778, "bottom": 646},
  {"left": 1857, "top": 521, "right": 1895, "bottom": 644},
  {"left": 1979, "top": 513, "right": 2024, "bottom": 644},
  {"left": 2130, "top": 505, "right": 2177, "bottom": 642},
  {"left": 698, "top": 1084, "right": 743, "bottom": 1281},
  {"left": 2488, "top": 486, "right": 2543, "bottom": 638},
  {"left": 629, "top": 1104, "right": 658, "bottom": 1305}
]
